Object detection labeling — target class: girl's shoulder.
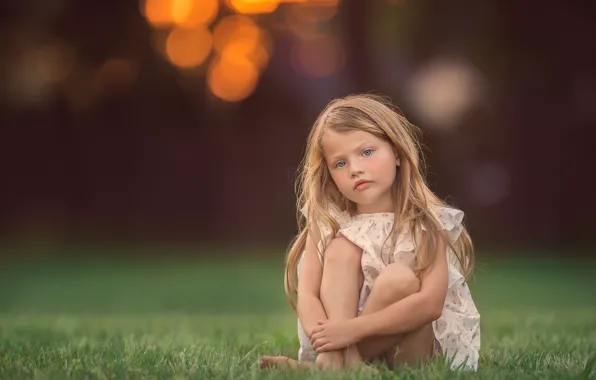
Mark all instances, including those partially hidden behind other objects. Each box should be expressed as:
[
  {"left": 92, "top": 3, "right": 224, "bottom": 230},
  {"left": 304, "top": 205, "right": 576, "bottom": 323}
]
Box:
[
  {"left": 299, "top": 201, "right": 353, "bottom": 225},
  {"left": 300, "top": 202, "right": 465, "bottom": 244},
  {"left": 339, "top": 206, "right": 463, "bottom": 227},
  {"left": 337, "top": 206, "right": 465, "bottom": 244}
]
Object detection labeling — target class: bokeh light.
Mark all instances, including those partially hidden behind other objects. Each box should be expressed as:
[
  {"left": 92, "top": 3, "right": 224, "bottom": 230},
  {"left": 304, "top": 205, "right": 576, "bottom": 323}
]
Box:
[
  {"left": 171, "top": 0, "right": 192, "bottom": 24},
  {"left": 405, "top": 57, "right": 484, "bottom": 131},
  {"left": 165, "top": 26, "right": 213, "bottom": 68},
  {"left": 290, "top": 34, "right": 344, "bottom": 78},
  {"left": 283, "top": 0, "right": 340, "bottom": 41},
  {"left": 245, "top": 34, "right": 273, "bottom": 70},
  {"left": 287, "top": 0, "right": 339, "bottom": 24},
  {"left": 173, "top": 0, "right": 219, "bottom": 27},
  {"left": 39, "top": 41, "right": 76, "bottom": 84},
  {"left": 213, "top": 15, "right": 272, "bottom": 70},
  {"left": 143, "top": 0, "right": 342, "bottom": 100},
  {"left": 143, "top": 0, "right": 175, "bottom": 27},
  {"left": 143, "top": 0, "right": 219, "bottom": 28},
  {"left": 207, "top": 56, "right": 259, "bottom": 102},
  {"left": 213, "top": 16, "right": 259, "bottom": 55},
  {"left": 229, "top": 0, "right": 280, "bottom": 14},
  {"left": 5, "top": 41, "right": 77, "bottom": 107}
]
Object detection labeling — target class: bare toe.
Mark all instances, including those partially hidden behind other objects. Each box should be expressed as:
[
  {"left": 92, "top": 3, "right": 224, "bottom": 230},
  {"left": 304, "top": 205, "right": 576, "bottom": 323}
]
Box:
[{"left": 259, "top": 356, "right": 313, "bottom": 370}]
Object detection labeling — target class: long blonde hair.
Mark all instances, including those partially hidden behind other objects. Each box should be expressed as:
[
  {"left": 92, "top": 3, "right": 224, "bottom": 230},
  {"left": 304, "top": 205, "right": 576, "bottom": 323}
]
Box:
[{"left": 284, "top": 93, "right": 474, "bottom": 311}]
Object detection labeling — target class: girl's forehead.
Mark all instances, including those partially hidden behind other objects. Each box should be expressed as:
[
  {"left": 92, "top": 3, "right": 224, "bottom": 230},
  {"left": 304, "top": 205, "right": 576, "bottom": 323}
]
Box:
[{"left": 320, "top": 129, "right": 383, "bottom": 154}]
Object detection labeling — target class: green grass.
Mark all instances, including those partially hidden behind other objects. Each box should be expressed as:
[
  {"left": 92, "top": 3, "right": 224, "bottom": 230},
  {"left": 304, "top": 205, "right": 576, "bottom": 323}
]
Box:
[{"left": 0, "top": 253, "right": 594, "bottom": 379}]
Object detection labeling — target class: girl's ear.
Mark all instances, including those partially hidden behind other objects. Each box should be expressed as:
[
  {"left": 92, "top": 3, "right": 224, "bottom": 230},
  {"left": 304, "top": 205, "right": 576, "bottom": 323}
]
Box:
[{"left": 396, "top": 158, "right": 401, "bottom": 167}]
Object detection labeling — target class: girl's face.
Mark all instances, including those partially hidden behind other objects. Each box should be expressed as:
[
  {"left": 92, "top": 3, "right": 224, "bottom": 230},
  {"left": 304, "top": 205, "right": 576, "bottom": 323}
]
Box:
[{"left": 321, "top": 129, "right": 399, "bottom": 214}]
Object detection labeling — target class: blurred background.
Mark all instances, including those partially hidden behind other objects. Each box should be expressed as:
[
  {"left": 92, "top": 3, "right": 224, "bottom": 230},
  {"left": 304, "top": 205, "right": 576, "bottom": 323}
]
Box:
[{"left": 0, "top": 0, "right": 595, "bottom": 314}]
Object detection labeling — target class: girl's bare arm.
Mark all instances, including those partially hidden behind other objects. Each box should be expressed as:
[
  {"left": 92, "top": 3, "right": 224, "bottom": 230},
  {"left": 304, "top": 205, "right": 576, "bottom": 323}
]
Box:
[
  {"left": 354, "top": 235, "right": 449, "bottom": 339},
  {"left": 296, "top": 231, "right": 327, "bottom": 337}
]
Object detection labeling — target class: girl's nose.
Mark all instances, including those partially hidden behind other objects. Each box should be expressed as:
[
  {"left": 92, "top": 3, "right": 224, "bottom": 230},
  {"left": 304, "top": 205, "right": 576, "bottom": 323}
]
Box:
[{"left": 350, "top": 163, "right": 364, "bottom": 177}]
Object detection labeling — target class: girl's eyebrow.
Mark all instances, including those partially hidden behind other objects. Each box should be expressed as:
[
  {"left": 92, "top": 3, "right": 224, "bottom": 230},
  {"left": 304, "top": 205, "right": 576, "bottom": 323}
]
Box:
[
  {"left": 355, "top": 141, "right": 375, "bottom": 150},
  {"left": 327, "top": 141, "right": 375, "bottom": 161}
]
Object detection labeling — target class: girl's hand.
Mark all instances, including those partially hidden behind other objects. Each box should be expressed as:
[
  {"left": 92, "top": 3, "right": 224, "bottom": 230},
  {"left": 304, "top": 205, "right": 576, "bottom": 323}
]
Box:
[{"left": 310, "top": 319, "right": 360, "bottom": 352}]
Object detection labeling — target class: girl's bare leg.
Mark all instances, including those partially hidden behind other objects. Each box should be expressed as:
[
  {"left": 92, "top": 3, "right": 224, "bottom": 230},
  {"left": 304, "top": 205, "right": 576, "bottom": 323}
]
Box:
[
  {"left": 356, "top": 263, "right": 436, "bottom": 369},
  {"left": 259, "top": 237, "right": 363, "bottom": 371},
  {"left": 318, "top": 237, "right": 364, "bottom": 368}
]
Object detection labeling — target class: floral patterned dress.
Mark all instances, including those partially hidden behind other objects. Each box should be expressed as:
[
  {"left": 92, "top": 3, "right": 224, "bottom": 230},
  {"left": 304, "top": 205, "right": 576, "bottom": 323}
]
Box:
[{"left": 296, "top": 206, "right": 481, "bottom": 371}]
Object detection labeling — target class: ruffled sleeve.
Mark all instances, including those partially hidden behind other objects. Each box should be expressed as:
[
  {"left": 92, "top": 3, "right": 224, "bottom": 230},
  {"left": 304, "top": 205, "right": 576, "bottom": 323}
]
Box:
[
  {"left": 417, "top": 206, "right": 467, "bottom": 276},
  {"left": 298, "top": 201, "right": 351, "bottom": 264},
  {"left": 436, "top": 207, "right": 465, "bottom": 242},
  {"left": 441, "top": 207, "right": 468, "bottom": 277},
  {"left": 420, "top": 206, "right": 464, "bottom": 241}
]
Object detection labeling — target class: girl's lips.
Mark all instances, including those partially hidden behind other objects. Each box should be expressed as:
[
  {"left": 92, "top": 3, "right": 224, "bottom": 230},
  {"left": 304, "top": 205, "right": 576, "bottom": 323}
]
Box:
[{"left": 354, "top": 181, "right": 371, "bottom": 190}]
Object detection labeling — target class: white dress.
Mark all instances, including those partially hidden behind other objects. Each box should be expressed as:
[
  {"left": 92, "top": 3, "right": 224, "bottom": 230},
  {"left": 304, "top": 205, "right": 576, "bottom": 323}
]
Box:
[{"left": 296, "top": 206, "right": 481, "bottom": 371}]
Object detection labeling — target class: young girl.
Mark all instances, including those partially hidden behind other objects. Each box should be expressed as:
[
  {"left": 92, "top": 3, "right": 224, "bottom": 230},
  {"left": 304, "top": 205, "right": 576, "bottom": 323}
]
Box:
[{"left": 259, "top": 94, "right": 480, "bottom": 371}]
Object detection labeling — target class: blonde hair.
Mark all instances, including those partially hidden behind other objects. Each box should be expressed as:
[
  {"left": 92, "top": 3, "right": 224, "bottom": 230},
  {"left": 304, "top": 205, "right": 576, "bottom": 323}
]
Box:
[{"left": 284, "top": 93, "right": 474, "bottom": 310}]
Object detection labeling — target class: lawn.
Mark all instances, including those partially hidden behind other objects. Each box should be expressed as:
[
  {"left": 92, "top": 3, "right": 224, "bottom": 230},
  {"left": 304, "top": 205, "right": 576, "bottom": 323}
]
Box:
[{"left": 0, "top": 251, "right": 594, "bottom": 379}]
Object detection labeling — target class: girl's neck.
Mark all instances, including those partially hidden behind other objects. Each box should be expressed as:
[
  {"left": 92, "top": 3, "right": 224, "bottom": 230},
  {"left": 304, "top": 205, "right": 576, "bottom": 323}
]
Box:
[{"left": 355, "top": 198, "right": 395, "bottom": 215}]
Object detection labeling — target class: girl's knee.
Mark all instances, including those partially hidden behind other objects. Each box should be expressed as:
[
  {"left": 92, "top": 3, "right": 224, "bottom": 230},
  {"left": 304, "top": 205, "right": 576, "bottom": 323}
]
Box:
[
  {"left": 323, "top": 236, "right": 361, "bottom": 265},
  {"left": 373, "top": 264, "right": 420, "bottom": 300}
]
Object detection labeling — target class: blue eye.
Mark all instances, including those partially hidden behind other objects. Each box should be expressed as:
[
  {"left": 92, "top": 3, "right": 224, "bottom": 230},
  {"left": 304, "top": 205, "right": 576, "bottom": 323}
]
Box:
[
  {"left": 335, "top": 161, "right": 346, "bottom": 168},
  {"left": 363, "top": 148, "right": 373, "bottom": 156}
]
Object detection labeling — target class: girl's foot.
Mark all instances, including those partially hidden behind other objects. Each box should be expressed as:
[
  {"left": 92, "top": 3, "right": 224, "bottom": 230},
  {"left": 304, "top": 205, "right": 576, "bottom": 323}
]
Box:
[
  {"left": 315, "top": 351, "right": 344, "bottom": 370},
  {"left": 258, "top": 356, "right": 313, "bottom": 370},
  {"left": 343, "top": 346, "right": 364, "bottom": 367},
  {"left": 343, "top": 347, "right": 379, "bottom": 374}
]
